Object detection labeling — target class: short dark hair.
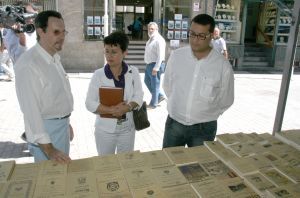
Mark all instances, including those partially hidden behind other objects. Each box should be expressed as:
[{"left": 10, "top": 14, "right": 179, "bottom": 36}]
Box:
[
  {"left": 191, "top": 14, "right": 215, "bottom": 33},
  {"left": 104, "top": 31, "right": 129, "bottom": 52},
  {"left": 35, "top": 10, "right": 63, "bottom": 40}
]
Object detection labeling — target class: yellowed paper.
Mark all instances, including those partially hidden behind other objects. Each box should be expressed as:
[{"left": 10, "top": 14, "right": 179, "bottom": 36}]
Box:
[
  {"left": 92, "top": 154, "right": 121, "bottom": 173},
  {"left": 33, "top": 175, "right": 66, "bottom": 198},
  {"left": 10, "top": 163, "right": 41, "bottom": 181},
  {"left": 117, "top": 151, "right": 146, "bottom": 169},
  {"left": 143, "top": 150, "right": 173, "bottom": 168},
  {"left": 67, "top": 157, "right": 95, "bottom": 173},
  {"left": 123, "top": 167, "right": 156, "bottom": 189},
  {"left": 151, "top": 165, "right": 187, "bottom": 188},
  {"left": 0, "top": 160, "right": 15, "bottom": 183},
  {"left": 0, "top": 179, "right": 36, "bottom": 198}
]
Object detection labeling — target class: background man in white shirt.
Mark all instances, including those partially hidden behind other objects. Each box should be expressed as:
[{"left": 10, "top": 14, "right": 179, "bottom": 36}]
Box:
[
  {"left": 211, "top": 27, "right": 228, "bottom": 59},
  {"left": 144, "top": 22, "right": 166, "bottom": 109},
  {"left": 163, "top": 14, "right": 234, "bottom": 148},
  {"left": 15, "top": 10, "right": 74, "bottom": 163}
]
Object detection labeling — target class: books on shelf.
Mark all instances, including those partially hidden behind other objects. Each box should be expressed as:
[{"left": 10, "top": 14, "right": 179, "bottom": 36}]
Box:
[{"left": 99, "top": 86, "right": 124, "bottom": 118}]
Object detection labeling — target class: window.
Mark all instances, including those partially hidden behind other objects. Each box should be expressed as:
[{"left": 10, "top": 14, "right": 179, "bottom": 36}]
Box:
[{"left": 84, "top": 0, "right": 104, "bottom": 41}]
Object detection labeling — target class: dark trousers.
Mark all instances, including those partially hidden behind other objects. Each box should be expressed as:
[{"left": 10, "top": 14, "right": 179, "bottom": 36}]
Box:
[{"left": 163, "top": 115, "right": 217, "bottom": 148}]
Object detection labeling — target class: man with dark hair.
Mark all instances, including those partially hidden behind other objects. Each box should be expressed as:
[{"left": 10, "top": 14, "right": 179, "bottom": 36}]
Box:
[
  {"left": 162, "top": 14, "right": 234, "bottom": 148},
  {"left": 14, "top": 10, "right": 74, "bottom": 163}
]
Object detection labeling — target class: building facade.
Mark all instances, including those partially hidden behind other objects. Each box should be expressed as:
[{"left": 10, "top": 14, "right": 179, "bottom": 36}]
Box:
[{"left": 1, "top": 0, "right": 299, "bottom": 70}]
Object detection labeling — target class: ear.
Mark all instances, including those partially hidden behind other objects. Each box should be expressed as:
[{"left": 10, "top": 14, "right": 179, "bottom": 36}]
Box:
[
  {"left": 36, "top": 27, "right": 44, "bottom": 38},
  {"left": 123, "top": 50, "right": 128, "bottom": 57}
]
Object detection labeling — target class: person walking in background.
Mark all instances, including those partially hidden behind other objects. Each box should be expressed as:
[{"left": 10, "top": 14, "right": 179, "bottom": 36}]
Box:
[
  {"left": 14, "top": 10, "right": 74, "bottom": 163},
  {"left": 132, "top": 17, "right": 143, "bottom": 40},
  {"left": 85, "top": 31, "right": 143, "bottom": 156},
  {"left": 162, "top": 14, "right": 234, "bottom": 148},
  {"left": 144, "top": 22, "right": 166, "bottom": 109},
  {"left": 211, "top": 27, "right": 228, "bottom": 59},
  {"left": 0, "top": 26, "right": 14, "bottom": 81}
]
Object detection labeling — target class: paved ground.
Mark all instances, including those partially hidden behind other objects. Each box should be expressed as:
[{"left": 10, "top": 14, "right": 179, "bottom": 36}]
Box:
[{"left": 1, "top": 72, "right": 300, "bottom": 164}]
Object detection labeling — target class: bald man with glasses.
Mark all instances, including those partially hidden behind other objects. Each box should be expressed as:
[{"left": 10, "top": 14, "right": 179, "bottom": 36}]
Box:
[{"left": 162, "top": 14, "right": 234, "bottom": 148}]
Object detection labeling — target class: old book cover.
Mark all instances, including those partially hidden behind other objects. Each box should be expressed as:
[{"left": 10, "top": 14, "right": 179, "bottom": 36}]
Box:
[
  {"left": 266, "top": 184, "right": 300, "bottom": 198},
  {"left": 96, "top": 170, "right": 132, "bottom": 198},
  {"left": 200, "top": 159, "right": 238, "bottom": 179},
  {"left": 185, "top": 146, "right": 218, "bottom": 164},
  {"left": 131, "top": 185, "right": 168, "bottom": 198},
  {"left": 93, "top": 155, "right": 122, "bottom": 173},
  {"left": 163, "top": 146, "right": 195, "bottom": 165},
  {"left": 143, "top": 150, "right": 174, "bottom": 169},
  {"left": 0, "top": 160, "right": 15, "bottom": 183},
  {"left": 260, "top": 168, "right": 294, "bottom": 187},
  {"left": 244, "top": 172, "right": 276, "bottom": 195},
  {"left": 66, "top": 171, "right": 98, "bottom": 198},
  {"left": 204, "top": 141, "right": 237, "bottom": 162},
  {"left": 67, "top": 157, "right": 95, "bottom": 173},
  {"left": 99, "top": 86, "right": 124, "bottom": 118},
  {"left": 9, "top": 162, "right": 41, "bottom": 181},
  {"left": 177, "top": 162, "right": 210, "bottom": 183},
  {"left": 191, "top": 177, "right": 231, "bottom": 198},
  {"left": 38, "top": 160, "right": 67, "bottom": 177},
  {"left": 117, "top": 151, "right": 145, "bottom": 169},
  {"left": 33, "top": 174, "right": 66, "bottom": 198},
  {"left": 123, "top": 167, "right": 156, "bottom": 190},
  {"left": 0, "top": 179, "right": 36, "bottom": 198},
  {"left": 151, "top": 165, "right": 187, "bottom": 188},
  {"left": 162, "top": 184, "right": 198, "bottom": 198}
]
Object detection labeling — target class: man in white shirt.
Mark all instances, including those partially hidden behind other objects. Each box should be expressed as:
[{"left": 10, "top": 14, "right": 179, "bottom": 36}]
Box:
[
  {"left": 15, "top": 10, "right": 73, "bottom": 163},
  {"left": 211, "top": 27, "right": 228, "bottom": 59},
  {"left": 163, "top": 14, "right": 234, "bottom": 148},
  {"left": 3, "top": 2, "right": 37, "bottom": 64},
  {"left": 144, "top": 22, "right": 166, "bottom": 109}
]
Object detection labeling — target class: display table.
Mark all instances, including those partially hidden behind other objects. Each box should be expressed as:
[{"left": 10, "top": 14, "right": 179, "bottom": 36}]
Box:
[{"left": 0, "top": 131, "right": 299, "bottom": 197}]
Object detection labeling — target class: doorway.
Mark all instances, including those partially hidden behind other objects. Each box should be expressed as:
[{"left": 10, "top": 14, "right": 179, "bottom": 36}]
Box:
[
  {"left": 244, "top": 2, "right": 260, "bottom": 43},
  {"left": 115, "top": 0, "right": 153, "bottom": 41}
]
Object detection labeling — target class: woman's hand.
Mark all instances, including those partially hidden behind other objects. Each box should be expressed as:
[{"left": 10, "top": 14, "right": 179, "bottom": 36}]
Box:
[{"left": 111, "top": 102, "right": 130, "bottom": 117}]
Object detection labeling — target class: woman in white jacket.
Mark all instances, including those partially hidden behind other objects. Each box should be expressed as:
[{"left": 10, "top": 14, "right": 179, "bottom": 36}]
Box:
[{"left": 85, "top": 31, "right": 144, "bottom": 155}]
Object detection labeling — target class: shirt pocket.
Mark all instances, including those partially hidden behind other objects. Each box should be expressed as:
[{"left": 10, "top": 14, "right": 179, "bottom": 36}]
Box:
[{"left": 199, "top": 77, "right": 220, "bottom": 103}]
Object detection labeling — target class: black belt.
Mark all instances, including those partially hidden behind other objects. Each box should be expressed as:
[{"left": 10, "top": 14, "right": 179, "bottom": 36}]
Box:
[{"left": 50, "top": 113, "right": 71, "bottom": 120}]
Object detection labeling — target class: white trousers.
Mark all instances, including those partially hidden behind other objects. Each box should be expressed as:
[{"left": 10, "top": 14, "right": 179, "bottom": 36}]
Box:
[
  {"left": 94, "top": 125, "right": 135, "bottom": 156},
  {"left": 0, "top": 50, "right": 14, "bottom": 78}
]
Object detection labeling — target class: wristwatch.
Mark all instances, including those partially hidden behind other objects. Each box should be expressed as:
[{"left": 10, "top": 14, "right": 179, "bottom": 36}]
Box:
[{"left": 127, "top": 103, "right": 133, "bottom": 112}]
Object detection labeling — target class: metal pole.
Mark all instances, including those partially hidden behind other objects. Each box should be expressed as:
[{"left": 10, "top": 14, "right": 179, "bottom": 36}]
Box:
[
  {"left": 103, "top": 0, "right": 109, "bottom": 37},
  {"left": 273, "top": 1, "right": 300, "bottom": 135}
]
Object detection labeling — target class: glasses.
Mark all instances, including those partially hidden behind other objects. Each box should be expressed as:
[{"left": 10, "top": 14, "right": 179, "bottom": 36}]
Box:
[
  {"left": 104, "top": 51, "right": 120, "bottom": 57},
  {"left": 188, "top": 31, "right": 211, "bottom": 40},
  {"left": 53, "top": 30, "right": 69, "bottom": 36}
]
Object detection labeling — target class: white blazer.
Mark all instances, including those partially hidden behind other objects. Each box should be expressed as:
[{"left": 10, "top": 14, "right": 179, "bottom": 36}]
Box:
[{"left": 85, "top": 65, "right": 144, "bottom": 132}]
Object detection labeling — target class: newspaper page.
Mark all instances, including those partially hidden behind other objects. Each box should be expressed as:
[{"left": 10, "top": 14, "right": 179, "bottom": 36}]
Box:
[
  {"left": 163, "top": 146, "right": 195, "bottom": 165},
  {"left": 162, "top": 184, "right": 198, "bottom": 198},
  {"left": 123, "top": 167, "right": 156, "bottom": 189}
]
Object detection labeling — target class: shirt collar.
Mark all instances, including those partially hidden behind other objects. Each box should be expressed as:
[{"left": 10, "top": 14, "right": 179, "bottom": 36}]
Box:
[
  {"left": 36, "top": 43, "right": 61, "bottom": 64},
  {"left": 104, "top": 61, "right": 128, "bottom": 79}
]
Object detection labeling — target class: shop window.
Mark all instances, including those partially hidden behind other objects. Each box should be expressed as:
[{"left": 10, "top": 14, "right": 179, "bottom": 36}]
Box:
[
  {"left": 84, "top": 0, "right": 104, "bottom": 41},
  {"left": 164, "top": 0, "right": 191, "bottom": 47}
]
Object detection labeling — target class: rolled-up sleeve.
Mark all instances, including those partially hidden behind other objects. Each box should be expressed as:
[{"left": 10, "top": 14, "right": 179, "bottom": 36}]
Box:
[{"left": 15, "top": 67, "right": 51, "bottom": 144}]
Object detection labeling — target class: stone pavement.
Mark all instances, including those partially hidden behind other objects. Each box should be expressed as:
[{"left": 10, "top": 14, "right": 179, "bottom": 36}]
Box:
[{"left": 0, "top": 72, "right": 300, "bottom": 164}]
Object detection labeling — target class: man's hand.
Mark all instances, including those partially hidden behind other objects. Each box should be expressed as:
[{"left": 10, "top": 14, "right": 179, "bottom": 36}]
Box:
[
  {"left": 39, "top": 143, "right": 71, "bottom": 164},
  {"left": 152, "top": 69, "right": 158, "bottom": 76},
  {"left": 69, "top": 124, "right": 74, "bottom": 141}
]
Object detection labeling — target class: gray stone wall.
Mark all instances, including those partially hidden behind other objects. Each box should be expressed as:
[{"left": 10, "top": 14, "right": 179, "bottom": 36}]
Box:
[{"left": 58, "top": 0, "right": 104, "bottom": 72}]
